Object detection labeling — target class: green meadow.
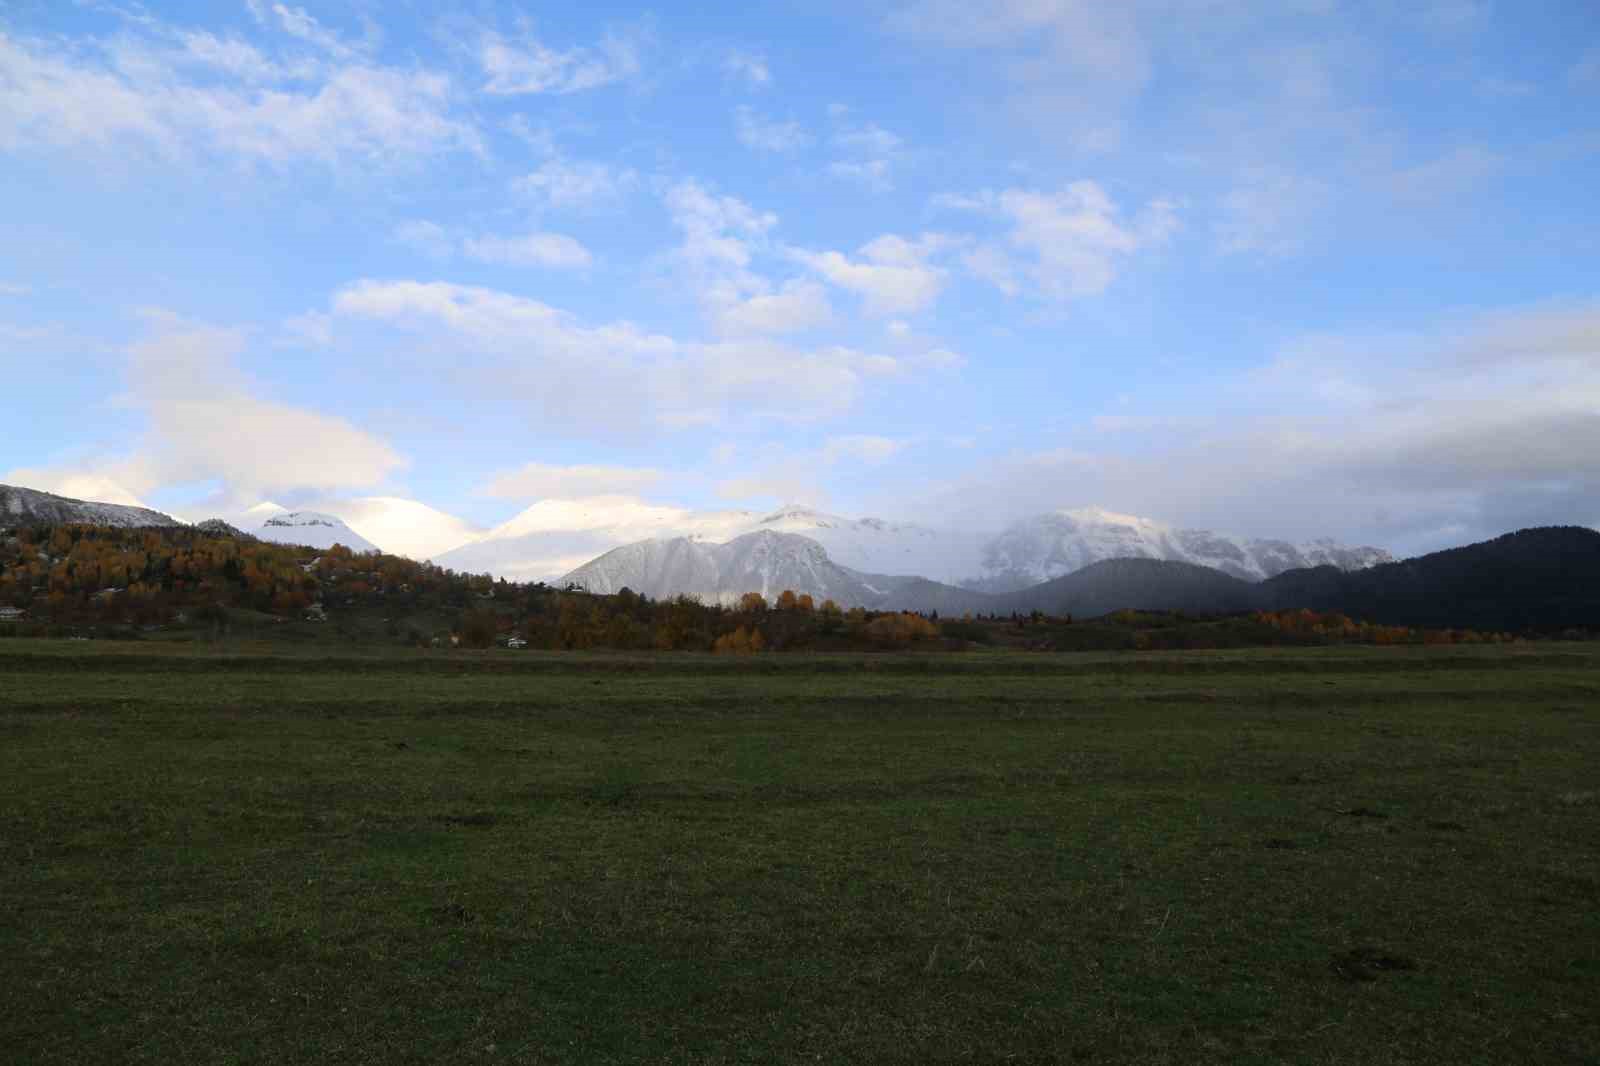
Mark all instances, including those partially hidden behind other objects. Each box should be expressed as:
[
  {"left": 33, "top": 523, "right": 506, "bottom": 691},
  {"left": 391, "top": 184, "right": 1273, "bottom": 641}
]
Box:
[{"left": 2, "top": 641, "right": 1597, "bottom": 1064}]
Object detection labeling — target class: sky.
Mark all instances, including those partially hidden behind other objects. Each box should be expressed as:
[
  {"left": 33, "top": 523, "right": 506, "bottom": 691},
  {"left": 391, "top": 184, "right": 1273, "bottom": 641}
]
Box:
[{"left": 2, "top": 0, "right": 1597, "bottom": 560}]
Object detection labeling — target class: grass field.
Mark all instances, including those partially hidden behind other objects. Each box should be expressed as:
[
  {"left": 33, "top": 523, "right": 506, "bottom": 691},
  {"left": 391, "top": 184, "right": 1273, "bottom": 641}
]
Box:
[{"left": 2, "top": 641, "right": 1597, "bottom": 1064}]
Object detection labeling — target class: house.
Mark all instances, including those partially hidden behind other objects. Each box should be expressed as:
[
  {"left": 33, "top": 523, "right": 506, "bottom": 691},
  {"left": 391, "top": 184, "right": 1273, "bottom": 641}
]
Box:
[{"left": 0, "top": 606, "right": 24, "bottom": 622}]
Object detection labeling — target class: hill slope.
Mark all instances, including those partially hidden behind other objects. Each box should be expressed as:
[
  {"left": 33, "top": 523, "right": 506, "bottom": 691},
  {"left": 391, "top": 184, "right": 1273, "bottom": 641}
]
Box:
[
  {"left": 0, "top": 484, "right": 183, "bottom": 529},
  {"left": 999, "top": 558, "right": 1261, "bottom": 617},
  {"left": 1262, "top": 526, "right": 1600, "bottom": 632}
]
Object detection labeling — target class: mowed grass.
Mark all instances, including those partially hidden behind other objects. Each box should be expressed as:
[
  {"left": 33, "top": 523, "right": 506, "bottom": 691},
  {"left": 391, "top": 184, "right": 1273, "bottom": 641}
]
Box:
[{"left": 1, "top": 642, "right": 1597, "bottom": 1064}]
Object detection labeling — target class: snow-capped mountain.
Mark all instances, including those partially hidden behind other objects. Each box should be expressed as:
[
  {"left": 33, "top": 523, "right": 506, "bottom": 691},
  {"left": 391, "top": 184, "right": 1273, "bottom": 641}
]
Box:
[
  {"left": 315, "top": 497, "right": 481, "bottom": 561},
  {"left": 565, "top": 530, "right": 878, "bottom": 606},
  {"left": 434, "top": 500, "right": 981, "bottom": 585},
  {"left": 253, "top": 511, "right": 379, "bottom": 553},
  {"left": 0, "top": 483, "right": 183, "bottom": 529},
  {"left": 432, "top": 496, "right": 756, "bottom": 581},
  {"left": 745, "top": 506, "right": 986, "bottom": 585},
  {"left": 212, "top": 497, "right": 478, "bottom": 561},
  {"left": 439, "top": 497, "right": 1392, "bottom": 589},
  {"left": 562, "top": 529, "right": 995, "bottom": 613},
  {"left": 968, "top": 507, "right": 1393, "bottom": 592}
]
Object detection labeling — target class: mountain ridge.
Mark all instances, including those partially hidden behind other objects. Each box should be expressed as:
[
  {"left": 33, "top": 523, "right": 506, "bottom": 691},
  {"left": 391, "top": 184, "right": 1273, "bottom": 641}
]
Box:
[{"left": 1, "top": 483, "right": 185, "bottom": 529}]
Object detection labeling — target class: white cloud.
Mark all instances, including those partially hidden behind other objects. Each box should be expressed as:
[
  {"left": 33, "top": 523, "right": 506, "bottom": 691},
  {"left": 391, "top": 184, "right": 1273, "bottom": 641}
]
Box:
[
  {"left": 478, "top": 25, "right": 642, "bottom": 95},
  {"left": 391, "top": 221, "right": 594, "bottom": 269},
  {"left": 0, "top": 28, "right": 479, "bottom": 166},
  {"left": 480, "top": 463, "right": 663, "bottom": 500},
  {"left": 391, "top": 219, "right": 455, "bottom": 258},
  {"left": 512, "top": 156, "right": 638, "bottom": 211},
  {"left": 329, "top": 279, "right": 902, "bottom": 430},
  {"left": 463, "top": 232, "right": 593, "bottom": 270},
  {"left": 834, "top": 122, "right": 902, "bottom": 156},
  {"left": 826, "top": 118, "right": 903, "bottom": 191},
  {"left": 126, "top": 310, "right": 406, "bottom": 495},
  {"left": 822, "top": 435, "right": 906, "bottom": 464},
  {"left": 724, "top": 50, "right": 771, "bottom": 87},
  {"left": 0, "top": 466, "right": 156, "bottom": 510},
  {"left": 884, "top": 1, "right": 1147, "bottom": 149},
  {"left": 1216, "top": 170, "right": 1328, "bottom": 256},
  {"left": 735, "top": 106, "right": 810, "bottom": 153},
  {"left": 713, "top": 280, "right": 833, "bottom": 336},
  {"left": 11, "top": 310, "right": 407, "bottom": 508},
  {"left": 664, "top": 179, "right": 818, "bottom": 335},
  {"left": 166, "top": 30, "right": 305, "bottom": 83},
  {"left": 666, "top": 179, "right": 777, "bottom": 271},
  {"left": 827, "top": 159, "right": 893, "bottom": 192},
  {"left": 255, "top": 3, "right": 362, "bottom": 60},
  {"left": 940, "top": 182, "right": 1175, "bottom": 298},
  {"left": 0, "top": 282, "right": 30, "bottom": 296},
  {"left": 918, "top": 301, "right": 1600, "bottom": 549},
  {"left": 791, "top": 233, "right": 949, "bottom": 315},
  {"left": 281, "top": 310, "right": 333, "bottom": 347}
]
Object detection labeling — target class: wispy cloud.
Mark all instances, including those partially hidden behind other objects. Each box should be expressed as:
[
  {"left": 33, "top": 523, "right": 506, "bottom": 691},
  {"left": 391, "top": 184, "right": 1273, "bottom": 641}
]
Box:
[
  {"left": 724, "top": 49, "right": 771, "bottom": 87},
  {"left": 480, "top": 462, "right": 663, "bottom": 499},
  {"left": 735, "top": 106, "right": 810, "bottom": 154},
  {"left": 513, "top": 156, "right": 639, "bottom": 211},
  {"left": 0, "top": 25, "right": 479, "bottom": 166},
  {"left": 477, "top": 22, "right": 644, "bottom": 95},
  {"left": 939, "top": 182, "right": 1177, "bottom": 298},
  {"left": 462, "top": 232, "right": 593, "bottom": 270},
  {"left": 327, "top": 279, "right": 918, "bottom": 433},
  {"left": 790, "top": 234, "right": 950, "bottom": 315}
]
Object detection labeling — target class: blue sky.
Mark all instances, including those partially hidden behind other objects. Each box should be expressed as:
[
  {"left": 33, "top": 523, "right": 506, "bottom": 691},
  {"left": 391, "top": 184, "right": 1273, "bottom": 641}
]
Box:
[{"left": 2, "top": 0, "right": 1597, "bottom": 558}]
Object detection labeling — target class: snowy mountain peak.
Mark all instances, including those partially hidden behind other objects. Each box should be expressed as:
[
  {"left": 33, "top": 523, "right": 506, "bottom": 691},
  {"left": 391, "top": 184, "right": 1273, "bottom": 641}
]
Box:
[
  {"left": 1057, "top": 505, "right": 1161, "bottom": 529},
  {"left": 562, "top": 529, "right": 917, "bottom": 608},
  {"left": 263, "top": 511, "right": 341, "bottom": 530},
  {"left": 968, "top": 506, "right": 1394, "bottom": 591},
  {"left": 253, "top": 510, "right": 379, "bottom": 553}
]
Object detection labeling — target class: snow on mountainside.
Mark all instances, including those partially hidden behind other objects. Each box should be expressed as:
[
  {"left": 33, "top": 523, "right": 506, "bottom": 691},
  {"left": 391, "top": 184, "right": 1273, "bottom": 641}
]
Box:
[
  {"left": 746, "top": 506, "right": 985, "bottom": 584},
  {"left": 968, "top": 507, "right": 1393, "bottom": 592},
  {"left": 0, "top": 483, "right": 183, "bottom": 529},
  {"left": 562, "top": 530, "right": 950, "bottom": 610},
  {"left": 443, "top": 498, "right": 1392, "bottom": 589},
  {"left": 253, "top": 511, "right": 379, "bottom": 553},
  {"left": 319, "top": 497, "right": 481, "bottom": 561},
  {"left": 563, "top": 530, "right": 850, "bottom": 604},
  {"left": 433, "top": 496, "right": 756, "bottom": 581}
]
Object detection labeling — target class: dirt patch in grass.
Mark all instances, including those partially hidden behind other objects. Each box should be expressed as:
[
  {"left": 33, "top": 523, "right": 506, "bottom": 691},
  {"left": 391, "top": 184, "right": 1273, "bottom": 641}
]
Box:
[{"left": 1331, "top": 945, "right": 1419, "bottom": 982}]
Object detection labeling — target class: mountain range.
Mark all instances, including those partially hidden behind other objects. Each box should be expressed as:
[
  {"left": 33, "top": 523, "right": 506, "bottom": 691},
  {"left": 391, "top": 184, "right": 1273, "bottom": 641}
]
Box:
[
  {"left": 437, "top": 501, "right": 1393, "bottom": 591},
  {"left": 0, "top": 482, "right": 1395, "bottom": 610},
  {"left": 551, "top": 504, "right": 1393, "bottom": 608},
  {"left": 3, "top": 482, "right": 1596, "bottom": 632}
]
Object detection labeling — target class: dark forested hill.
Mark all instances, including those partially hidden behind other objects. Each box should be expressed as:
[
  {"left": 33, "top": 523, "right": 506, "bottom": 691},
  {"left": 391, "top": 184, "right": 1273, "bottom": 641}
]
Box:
[
  {"left": 999, "top": 558, "right": 1261, "bottom": 617},
  {"left": 1261, "top": 526, "right": 1600, "bottom": 632}
]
